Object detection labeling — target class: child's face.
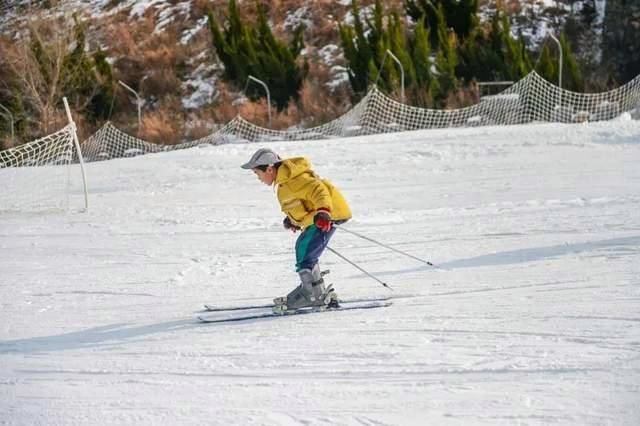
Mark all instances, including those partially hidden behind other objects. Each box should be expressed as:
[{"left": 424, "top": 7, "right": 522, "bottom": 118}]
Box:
[{"left": 253, "top": 166, "right": 276, "bottom": 185}]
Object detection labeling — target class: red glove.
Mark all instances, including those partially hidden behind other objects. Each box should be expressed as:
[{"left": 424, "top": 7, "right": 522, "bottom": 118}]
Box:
[{"left": 314, "top": 208, "right": 332, "bottom": 232}]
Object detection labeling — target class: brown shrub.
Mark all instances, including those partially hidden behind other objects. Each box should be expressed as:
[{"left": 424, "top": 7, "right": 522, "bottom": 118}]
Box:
[
  {"left": 140, "top": 109, "right": 184, "bottom": 144},
  {"left": 70, "top": 113, "right": 94, "bottom": 143},
  {"left": 297, "top": 79, "right": 346, "bottom": 127},
  {"left": 0, "top": 16, "right": 86, "bottom": 140},
  {"left": 190, "top": 0, "right": 216, "bottom": 17},
  {"left": 0, "top": 136, "right": 15, "bottom": 151},
  {"left": 144, "top": 70, "right": 182, "bottom": 96},
  {"left": 233, "top": 96, "right": 302, "bottom": 130},
  {"left": 506, "top": 0, "right": 522, "bottom": 15},
  {"left": 444, "top": 84, "right": 480, "bottom": 109},
  {"left": 105, "top": 22, "right": 139, "bottom": 57},
  {"left": 237, "top": 98, "right": 273, "bottom": 128}
]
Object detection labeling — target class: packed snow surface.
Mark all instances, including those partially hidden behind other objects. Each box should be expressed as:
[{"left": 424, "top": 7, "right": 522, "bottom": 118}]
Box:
[{"left": 1, "top": 120, "right": 639, "bottom": 425}]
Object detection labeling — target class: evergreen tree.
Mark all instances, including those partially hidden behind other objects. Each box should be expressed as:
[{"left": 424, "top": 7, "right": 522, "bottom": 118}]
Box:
[
  {"left": 457, "top": 10, "right": 532, "bottom": 84},
  {"left": 61, "top": 16, "right": 114, "bottom": 122},
  {"left": 28, "top": 15, "right": 114, "bottom": 123},
  {"left": 434, "top": 4, "right": 458, "bottom": 101},
  {"left": 560, "top": 33, "right": 584, "bottom": 92},
  {"left": 405, "top": 0, "right": 439, "bottom": 47},
  {"left": 411, "top": 17, "right": 438, "bottom": 97},
  {"left": 90, "top": 48, "right": 115, "bottom": 122},
  {"left": 499, "top": 15, "right": 532, "bottom": 80},
  {"left": 339, "top": 0, "right": 441, "bottom": 105},
  {"left": 409, "top": 17, "right": 439, "bottom": 105},
  {"left": 208, "top": 0, "right": 307, "bottom": 111},
  {"left": 338, "top": 0, "right": 375, "bottom": 97},
  {"left": 405, "top": 0, "right": 478, "bottom": 48},
  {"left": 536, "top": 42, "right": 557, "bottom": 82},
  {"left": 535, "top": 33, "right": 583, "bottom": 92}
]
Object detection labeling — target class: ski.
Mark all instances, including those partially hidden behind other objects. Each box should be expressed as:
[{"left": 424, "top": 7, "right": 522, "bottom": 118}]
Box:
[
  {"left": 197, "top": 300, "right": 391, "bottom": 324},
  {"left": 202, "top": 296, "right": 393, "bottom": 313}
]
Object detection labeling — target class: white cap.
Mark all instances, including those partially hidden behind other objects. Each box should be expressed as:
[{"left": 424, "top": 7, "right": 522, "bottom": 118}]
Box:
[{"left": 240, "top": 148, "right": 282, "bottom": 169}]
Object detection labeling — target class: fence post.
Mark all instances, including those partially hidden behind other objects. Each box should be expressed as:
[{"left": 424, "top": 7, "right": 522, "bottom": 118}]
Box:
[{"left": 63, "top": 98, "right": 89, "bottom": 212}]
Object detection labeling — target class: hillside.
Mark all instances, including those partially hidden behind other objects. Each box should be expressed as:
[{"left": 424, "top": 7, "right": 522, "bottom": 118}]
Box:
[{"left": 0, "top": 0, "right": 618, "bottom": 145}]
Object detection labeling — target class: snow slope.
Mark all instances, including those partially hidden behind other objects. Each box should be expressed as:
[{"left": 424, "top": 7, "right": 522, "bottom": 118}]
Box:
[{"left": 1, "top": 119, "right": 639, "bottom": 425}]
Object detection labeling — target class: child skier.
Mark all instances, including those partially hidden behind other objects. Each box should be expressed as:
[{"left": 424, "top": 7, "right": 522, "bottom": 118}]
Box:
[{"left": 241, "top": 148, "right": 352, "bottom": 313}]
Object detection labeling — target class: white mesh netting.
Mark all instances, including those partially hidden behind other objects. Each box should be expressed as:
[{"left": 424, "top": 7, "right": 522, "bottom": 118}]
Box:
[
  {"left": 4, "top": 70, "right": 638, "bottom": 213},
  {"left": 76, "top": 70, "right": 640, "bottom": 162},
  {"left": 4, "top": 70, "right": 640, "bottom": 176},
  {"left": 0, "top": 124, "right": 76, "bottom": 212}
]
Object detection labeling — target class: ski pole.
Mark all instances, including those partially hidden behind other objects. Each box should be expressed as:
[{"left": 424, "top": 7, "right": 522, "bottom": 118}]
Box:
[
  {"left": 326, "top": 246, "right": 393, "bottom": 291},
  {"left": 338, "top": 227, "right": 438, "bottom": 268}
]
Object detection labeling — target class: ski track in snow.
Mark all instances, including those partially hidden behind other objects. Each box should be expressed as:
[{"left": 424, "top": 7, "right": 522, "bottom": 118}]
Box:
[{"left": 1, "top": 121, "right": 640, "bottom": 425}]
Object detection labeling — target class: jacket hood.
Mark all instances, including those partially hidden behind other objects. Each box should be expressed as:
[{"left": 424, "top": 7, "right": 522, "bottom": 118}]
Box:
[{"left": 275, "top": 157, "right": 312, "bottom": 184}]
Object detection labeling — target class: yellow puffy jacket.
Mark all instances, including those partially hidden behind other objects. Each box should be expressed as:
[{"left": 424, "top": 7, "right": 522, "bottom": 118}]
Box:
[{"left": 275, "top": 157, "right": 352, "bottom": 229}]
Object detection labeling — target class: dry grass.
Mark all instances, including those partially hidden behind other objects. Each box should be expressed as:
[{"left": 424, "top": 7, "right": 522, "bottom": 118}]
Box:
[
  {"left": 1, "top": 0, "right": 575, "bottom": 148},
  {"left": 0, "top": 136, "right": 15, "bottom": 151},
  {"left": 0, "top": 16, "right": 88, "bottom": 140},
  {"left": 184, "top": 112, "right": 221, "bottom": 140},
  {"left": 140, "top": 109, "right": 184, "bottom": 144},
  {"left": 298, "top": 79, "right": 349, "bottom": 127},
  {"left": 105, "top": 22, "right": 140, "bottom": 57},
  {"left": 444, "top": 84, "right": 480, "bottom": 109}
]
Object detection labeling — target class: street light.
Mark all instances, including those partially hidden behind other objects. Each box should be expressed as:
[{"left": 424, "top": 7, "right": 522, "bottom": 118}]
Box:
[
  {"left": 118, "top": 80, "right": 142, "bottom": 132},
  {"left": 0, "top": 103, "right": 14, "bottom": 142},
  {"left": 246, "top": 75, "right": 272, "bottom": 128},
  {"left": 548, "top": 32, "right": 563, "bottom": 108},
  {"left": 374, "top": 50, "right": 406, "bottom": 103}
]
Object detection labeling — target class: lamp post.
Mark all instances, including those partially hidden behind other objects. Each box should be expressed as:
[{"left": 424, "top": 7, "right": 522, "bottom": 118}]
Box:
[
  {"left": 247, "top": 75, "right": 272, "bottom": 128},
  {"left": 386, "top": 50, "right": 405, "bottom": 103},
  {"left": 374, "top": 50, "right": 406, "bottom": 103},
  {"left": 548, "top": 32, "right": 563, "bottom": 108},
  {"left": 118, "top": 80, "right": 142, "bottom": 132}
]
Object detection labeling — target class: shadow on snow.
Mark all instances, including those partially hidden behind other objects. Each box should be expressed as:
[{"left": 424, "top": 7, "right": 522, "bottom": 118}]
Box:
[
  {"left": 0, "top": 318, "right": 204, "bottom": 354},
  {"left": 349, "top": 235, "right": 640, "bottom": 276}
]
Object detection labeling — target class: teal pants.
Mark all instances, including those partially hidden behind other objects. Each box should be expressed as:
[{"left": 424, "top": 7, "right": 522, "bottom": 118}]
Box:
[{"left": 295, "top": 225, "right": 336, "bottom": 271}]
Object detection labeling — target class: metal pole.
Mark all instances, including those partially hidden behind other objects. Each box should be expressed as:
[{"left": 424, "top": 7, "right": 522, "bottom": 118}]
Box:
[
  {"left": 386, "top": 50, "right": 405, "bottom": 103},
  {"left": 548, "top": 33, "right": 563, "bottom": 108},
  {"left": 247, "top": 75, "right": 272, "bottom": 128},
  {"left": 373, "top": 50, "right": 405, "bottom": 102},
  {"left": 0, "top": 103, "right": 14, "bottom": 142},
  {"left": 118, "top": 80, "right": 142, "bottom": 131},
  {"left": 326, "top": 246, "right": 393, "bottom": 291},
  {"left": 63, "top": 97, "right": 89, "bottom": 212},
  {"left": 373, "top": 52, "right": 388, "bottom": 88},
  {"left": 338, "top": 227, "right": 439, "bottom": 268}
]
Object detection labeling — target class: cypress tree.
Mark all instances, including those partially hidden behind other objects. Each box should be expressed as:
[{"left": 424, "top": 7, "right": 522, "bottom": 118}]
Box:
[
  {"left": 560, "top": 34, "right": 584, "bottom": 92},
  {"left": 62, "top": 15, "right": 95, "bottom": 99},
  {"left": 338, "top": 0, "right": 375, "bottom": 97},
  {"left": 405, "top": 0, "right": 478, "bottom": 47},
  {"left": 536, "top": 42, "right": 558, "bottom": 82},
  {"left": 340, "top": 0, "right": 442, "bottom": 106},
  {"left": 370, "top": 1, "right": 398, "bottom": 93},
  {"left": 410, "top": 17, "right": 438, "bottom": 104},
  {"left": 61, "top": 15, "right": 114, "bottom": 122},
  {"left": 434, "top": 4, "right": 458, "bottom": 102},
  {"left": 388, "top": 10, "right": 416, "bottom": 90},
  {"left": 499, "top": 15, "right": 532, "bottom": 80},
  {"left": 535, "top": 33, "right": 583, "bottom": 92},
  {"left": 457, "top": 10, "right": 532, "bottom": 84},
  {"left": 90, "top": 48, "right": 115, "bottom": 122},
  {"left": 405, "top": 0, "right": 440, "bottom": 47},
  {"left": 208, "top": 0, "right": 307, "bottom": 111}
]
